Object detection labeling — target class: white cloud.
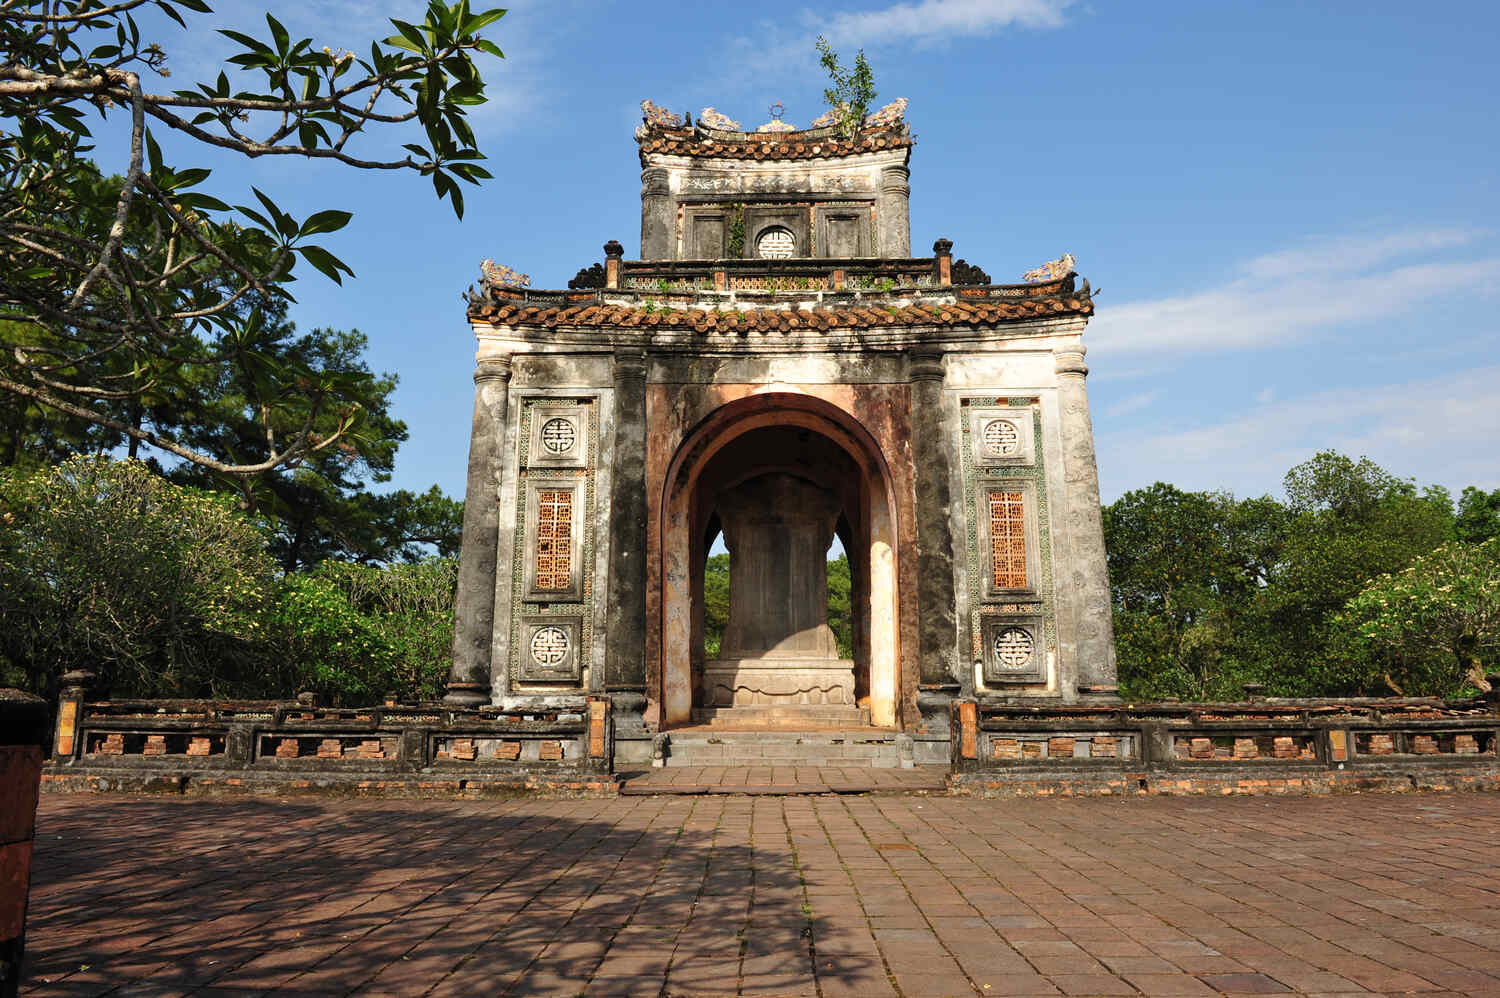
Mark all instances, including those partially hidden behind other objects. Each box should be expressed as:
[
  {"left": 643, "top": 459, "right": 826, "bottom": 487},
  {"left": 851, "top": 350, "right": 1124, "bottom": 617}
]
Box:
[
  {"left": 1089, "top": 229, "right": 1500, "bottom": 356},
  {"left": 1096, "top": 366, "right": 1500, "bottom": 501},
  {"left": 1104, "top": 390, "right": 1159, "bottom": 419},
  {"left": 816, "top": 0, "right": 1076, "bottom": 47}
]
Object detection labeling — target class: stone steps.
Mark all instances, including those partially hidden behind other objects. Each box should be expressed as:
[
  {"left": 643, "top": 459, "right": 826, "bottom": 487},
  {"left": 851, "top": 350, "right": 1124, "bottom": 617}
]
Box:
[
  {"left": 663, "top": 728, "right": 909, "bottom": 768},
  {"left": 690, "top": 706, "right": 870, "bottom": 728}
]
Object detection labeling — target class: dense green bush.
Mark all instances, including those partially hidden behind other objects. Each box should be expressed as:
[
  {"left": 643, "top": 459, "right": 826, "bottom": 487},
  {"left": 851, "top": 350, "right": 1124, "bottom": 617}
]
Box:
[
  {"left": 1105, "top": 451, "right": 1485, "bottom": 701},
  {"left": 278, "top": 558, "right": 457, "bottom": 704},
  {"left": 0, "top": 458, "right": 456, "bottom": 704},
  {"left": 0, "top": 457, "right": 277, "bottom": 700}
]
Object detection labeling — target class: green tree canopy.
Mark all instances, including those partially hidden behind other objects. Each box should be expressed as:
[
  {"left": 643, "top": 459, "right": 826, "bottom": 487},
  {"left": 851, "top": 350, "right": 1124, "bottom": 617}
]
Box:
[
  {"left": 0, "top": 455, "right": 278, "bottom": 699},
  {"left": 1341, "top": 539, "right": 1500, "bottom": 694},
  {"left": 1, "top": 0, "right": 504, "bottom": 478}
]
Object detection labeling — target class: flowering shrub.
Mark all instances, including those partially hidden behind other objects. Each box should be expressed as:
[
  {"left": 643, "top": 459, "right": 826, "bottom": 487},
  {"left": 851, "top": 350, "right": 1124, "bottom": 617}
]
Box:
[{"left": 1340, "top": 539, "right": 1500, "bottom": 695}]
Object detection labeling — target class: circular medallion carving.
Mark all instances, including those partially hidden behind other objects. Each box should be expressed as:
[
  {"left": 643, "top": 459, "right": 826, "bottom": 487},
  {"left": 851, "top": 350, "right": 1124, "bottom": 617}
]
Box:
[
  {"left": 540, "top": 417, "right": 577, "bottom": 455},
  {"left": 756, "top": 227, "right": 795, "bottom": 259},
  {"left": 982, "top": 418, "right": 1021, "bottom": 457},
  {"left": 530, "top": 626, "right": 570, "bottom": 666},
  {"left": 993, "top": 627, "right": 1034, "bottom": 669}
]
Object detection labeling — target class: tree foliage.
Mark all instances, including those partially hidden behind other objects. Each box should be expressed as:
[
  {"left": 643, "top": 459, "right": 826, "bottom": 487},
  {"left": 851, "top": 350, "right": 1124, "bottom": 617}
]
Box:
[
  {"left": 0, "top": 455, "right": 276, "bottom": 699},
  {"left": 276, "top": 557, "right": 456, "bottom": 703},
  {"left": 0, "top": 456, "right": 457, "bottom": 703},
  {"left": 0, "top": 0, "right": 504, "bottom": 477},
  {"left": 1341, "top": 539, "right": 1500, "bottom": 694},
  {"left": 1104, "top": 451, "right": 1470, "bottom": 701},
  {"left": 814, "top": 36, "right": 876, "bottom": 139}
]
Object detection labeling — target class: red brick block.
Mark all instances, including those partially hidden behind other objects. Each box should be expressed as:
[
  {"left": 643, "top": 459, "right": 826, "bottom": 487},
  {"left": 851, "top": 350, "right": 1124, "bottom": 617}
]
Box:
[
  {"left": 97, "top": 733, "right": 125, "bottom": 756},
  {"left": 1091, "top": 736, "right": 1117, "bottom": 758},
  {"left": 1189, "top": 737, "right": 1214, "bottom": 760},
  {"left": 1233, "top": 737, "right": 1258, "bottom": 760},
  {"left": 186, "top": 736, "right": 213, "bottom": 756},
  {"left": 1411, "top": 734, "right": 1439, "bottom": 755},
  {"left": 356, "top": 740, "right": 385, "bottom": 760},
  {"left": 539, "top": 740, "right": 563, "bottom": 761},
  {"left": 497, "top": 741, "right": 521, "bottom": 761},
  {"left": 450, "top": 738, "right": 477, "bottom": 761},
  {"left": 1021, "top": 741, "right": 1043, "bottom": 759},
  {"left": 991, "top": 738, "right": 1021, "bottom": 760},
  {"left": 142, "top": 735, "right": 167, "bottom": 756},
  {"left": 275, "top": 738, "right": 301, "bottom": 759},
  {"left": 1366, "top": 733, "right": 1394, "bottom": 755},
  {"left": 1454, "top": 734, "right": 1479, "bottom": 755},
  {"left": 1048, "top": 737, "right": 1075, "bottom": 759},
  {"left": 316, "top": 739, "right": 343, "bottom": 759},
  {"left": 1272, "top": 736, "right": 1297, "bottom": 759}
]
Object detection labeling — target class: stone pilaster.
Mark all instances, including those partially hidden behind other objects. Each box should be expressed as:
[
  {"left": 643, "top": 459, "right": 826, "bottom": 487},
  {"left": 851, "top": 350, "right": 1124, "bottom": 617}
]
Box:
[
  {"left": 1053, "top": 346, "right": 1119, "bottom": 699},
  {"left": 877, "top": 165, "right": 911, "bottom": 257},
  {"left": 605, "top": 350, "right": 650, "bottom": 735},
  {"left": 909, "top": 349, "right": 961, "bottom": 730},
  {"left": 640, "top": 167, "right": 672, "bottom": 260},
  {"left": 445, "top": 355, "right": 513, "bottom": 705}
]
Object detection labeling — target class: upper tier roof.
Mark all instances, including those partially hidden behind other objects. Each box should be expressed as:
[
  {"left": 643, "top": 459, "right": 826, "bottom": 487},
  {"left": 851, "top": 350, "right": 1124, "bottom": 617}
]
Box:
[{"left": 636, "top": 98, "right": 914, "bottom": 163}]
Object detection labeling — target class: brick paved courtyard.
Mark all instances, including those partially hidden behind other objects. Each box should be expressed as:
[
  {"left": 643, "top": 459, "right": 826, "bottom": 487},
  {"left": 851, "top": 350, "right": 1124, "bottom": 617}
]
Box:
[{"left": 22, "top": 792, "right": 1500, "bottom": 997}]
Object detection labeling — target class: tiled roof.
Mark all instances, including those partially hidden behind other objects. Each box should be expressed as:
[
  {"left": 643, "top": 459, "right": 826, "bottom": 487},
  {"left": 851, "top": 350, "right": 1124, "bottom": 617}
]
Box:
[
  {"left": 469, "top": 296, "right": 1092, "bottom": 333},
  {"left": 637, "top": 124, "right": 913, "bottom": 162}
]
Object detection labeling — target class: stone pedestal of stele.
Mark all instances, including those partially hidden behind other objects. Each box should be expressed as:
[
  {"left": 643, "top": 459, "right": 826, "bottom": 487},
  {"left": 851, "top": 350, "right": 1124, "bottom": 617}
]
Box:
[{"left": 702, "top": 474, "right": 855, "bottom": 709}]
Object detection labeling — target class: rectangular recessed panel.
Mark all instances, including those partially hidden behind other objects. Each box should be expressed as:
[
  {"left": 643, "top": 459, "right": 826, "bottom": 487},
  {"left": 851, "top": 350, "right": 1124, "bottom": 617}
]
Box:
[
  {"left": 535, "top": 490, "right": 573, "bottom": 590},
  {"left": 988, "top": 491, "right": 1027, "bottom": 589}
]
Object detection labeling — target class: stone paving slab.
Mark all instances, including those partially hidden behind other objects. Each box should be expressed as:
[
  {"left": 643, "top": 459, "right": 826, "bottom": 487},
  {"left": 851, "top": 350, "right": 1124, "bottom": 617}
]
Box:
[
  {"left": 620, "top": 765, "right": 950, "bottom": 795},
  {"left": 21, "top": 792, "right": 1500, "bottom": 996}
]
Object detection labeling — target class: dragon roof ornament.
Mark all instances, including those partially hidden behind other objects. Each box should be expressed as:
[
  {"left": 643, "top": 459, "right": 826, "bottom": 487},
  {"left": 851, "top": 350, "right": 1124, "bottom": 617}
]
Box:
[{"left": 1022, "top": 253, "right": 1075, "bottom": 284}]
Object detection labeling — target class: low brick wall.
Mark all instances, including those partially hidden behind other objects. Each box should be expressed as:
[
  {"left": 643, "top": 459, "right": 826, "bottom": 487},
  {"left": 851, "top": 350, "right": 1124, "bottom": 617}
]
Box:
[
  {"left": 44, "top": 693, "right": 617, "bottom": 799},
  {"left": 949, "top": 696, "right": 1500, "bottom": 797}
]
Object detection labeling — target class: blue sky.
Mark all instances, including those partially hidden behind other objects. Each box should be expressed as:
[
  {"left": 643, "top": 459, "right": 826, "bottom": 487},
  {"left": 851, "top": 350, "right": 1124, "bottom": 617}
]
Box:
[{"left": 134, "top": 0, "right": 1498, "bottom": 505}]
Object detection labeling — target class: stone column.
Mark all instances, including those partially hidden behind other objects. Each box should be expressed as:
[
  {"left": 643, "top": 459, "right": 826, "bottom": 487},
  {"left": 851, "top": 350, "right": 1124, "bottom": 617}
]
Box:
[
  {"left": 1053, "top": 346, "right": 1119, "bottom": 698},
  {"left": 705, "top": 474, "right": 854, "bottom": 707},
  {"left": 640, "top": 167, "right": 672, "bottom": 260},
  {"left": 909, "top": 349, "right": 961, "bottom": 732},
  {"left": 605, "top": 350, "right": 649, "bottom": 734},
  {"left": 445, "top": 355, "right": 512, "bottom": 705},
  {"left": 877, "top": 164, "right": 911, "bottom": 258}
]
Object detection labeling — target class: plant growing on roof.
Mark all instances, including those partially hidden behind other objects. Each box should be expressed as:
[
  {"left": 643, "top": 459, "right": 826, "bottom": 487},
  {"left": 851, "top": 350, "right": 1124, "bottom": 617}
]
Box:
[{"left": 815, "top": 36, "right": 876, "bottom": 140}]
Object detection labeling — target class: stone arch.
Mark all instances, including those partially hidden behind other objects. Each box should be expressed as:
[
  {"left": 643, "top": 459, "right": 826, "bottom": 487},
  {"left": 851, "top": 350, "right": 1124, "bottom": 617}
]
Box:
[{"left": 658, "top": 392, "right": 901, "bottom": 728}]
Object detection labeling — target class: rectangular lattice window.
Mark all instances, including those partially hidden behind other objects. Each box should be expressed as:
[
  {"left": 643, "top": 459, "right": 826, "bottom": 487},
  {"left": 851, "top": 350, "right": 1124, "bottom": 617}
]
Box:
[
  {"left": 988, "top": 490, "right": 1028, "bottom": 589},
  {"left": 534, "top": 490, "right": 573, "bottom": 590}
]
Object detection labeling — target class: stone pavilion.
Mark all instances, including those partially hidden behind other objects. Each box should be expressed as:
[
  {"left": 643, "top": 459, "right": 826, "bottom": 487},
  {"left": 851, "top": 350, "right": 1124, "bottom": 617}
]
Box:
[{"left": 446, "top": 98, "right": 1118, "bottom": 765}]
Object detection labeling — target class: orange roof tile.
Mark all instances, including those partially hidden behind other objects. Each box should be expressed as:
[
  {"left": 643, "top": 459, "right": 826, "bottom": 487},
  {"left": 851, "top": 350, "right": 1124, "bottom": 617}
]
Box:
[{"left": 469, "top": 296, "right": 1092, "bottom": 333}]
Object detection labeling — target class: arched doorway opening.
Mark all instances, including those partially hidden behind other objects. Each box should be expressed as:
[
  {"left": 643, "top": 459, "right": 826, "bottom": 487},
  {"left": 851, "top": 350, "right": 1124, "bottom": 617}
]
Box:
[{"left": 659, "top": 393, "right": 900, "bottom": 729}]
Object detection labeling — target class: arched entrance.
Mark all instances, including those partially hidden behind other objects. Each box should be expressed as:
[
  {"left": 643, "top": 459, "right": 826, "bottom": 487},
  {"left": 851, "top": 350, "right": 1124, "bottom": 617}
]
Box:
[{"left": 658, "top": 393, "right": 901, "bottom": 728}]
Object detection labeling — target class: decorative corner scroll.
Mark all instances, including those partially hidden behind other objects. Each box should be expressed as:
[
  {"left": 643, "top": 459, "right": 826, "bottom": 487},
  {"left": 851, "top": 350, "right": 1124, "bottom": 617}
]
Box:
[
  {"left": 481, "top": 259, "right": 530, "bottom": 290},
  {"left": 640, "top": 99, "right": 682, "bottom": 128},
  {"left": 699, "top": 106, "right": 741, "bottom": 131},
  {"left": 1022, "top": 252, "right": 1076, "bottom": 284},
  {"left": 863, "top": 97, "right": 908, "bottom": 128}
]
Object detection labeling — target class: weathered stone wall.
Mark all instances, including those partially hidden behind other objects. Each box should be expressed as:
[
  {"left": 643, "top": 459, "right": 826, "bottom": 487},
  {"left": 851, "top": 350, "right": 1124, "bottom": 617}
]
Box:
[
  {"left": 468, "top": 305, "right": 1112, "bottom": 739},
  {"left": 639, "top": 147, "right": 912, "bottom": 260},
  {"left": 949, "top": 697, "right": 1500, "bottom": 797}
]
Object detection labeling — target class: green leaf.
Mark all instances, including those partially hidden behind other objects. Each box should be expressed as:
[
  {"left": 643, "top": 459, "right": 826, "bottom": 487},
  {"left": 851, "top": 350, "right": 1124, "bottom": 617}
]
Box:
[
  {"left": 388, "top": 19, "right": 430, "bottom": 54},
  {"left": 298, "top": 245, "right": 355, "bottom": 283},
  {"left": 299, "top": 209, "right": 353, "bottom": 236},
  {"left": 220, "top": 29, "right": 272, "bottom": 55},
  {"left": 465, "top": 8, "right": 508, "bottom": 34},
  {"left": 266, "top": 13, "right": 291, "bottom": 56}
]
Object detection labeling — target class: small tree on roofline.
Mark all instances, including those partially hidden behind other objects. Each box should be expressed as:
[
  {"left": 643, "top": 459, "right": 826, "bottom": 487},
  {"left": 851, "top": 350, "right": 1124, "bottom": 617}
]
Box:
[{"left": 815, "top": 36, "right": 876, "bottom": 139}]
